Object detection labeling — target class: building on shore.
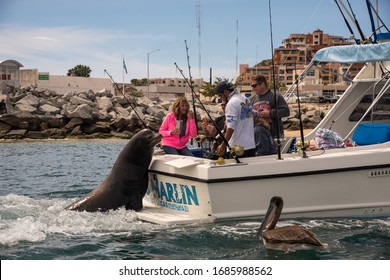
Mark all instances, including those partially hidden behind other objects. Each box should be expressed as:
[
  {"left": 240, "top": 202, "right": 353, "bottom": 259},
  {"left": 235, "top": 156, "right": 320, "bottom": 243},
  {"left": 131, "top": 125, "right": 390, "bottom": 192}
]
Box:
[
  {"left": 1, "top": 59, "right": 206, "bottom": 102},
  {"left": 0, "top": 61, "right": 115, "bottom": 95},
  {"left": 136, "top": 77, "right": 207, "bottom": 101},
  {"left": 20, "top": 69, "right": 115, "bottom": 95},
  {"left": 2, "top": 29, "right": 363, "bottom": 102},
  {"left": 238, "top": 29, "right": 363, "bottom": 99},
  {"left": 0, "top": 60, "right": 24, "bottom": 89}
]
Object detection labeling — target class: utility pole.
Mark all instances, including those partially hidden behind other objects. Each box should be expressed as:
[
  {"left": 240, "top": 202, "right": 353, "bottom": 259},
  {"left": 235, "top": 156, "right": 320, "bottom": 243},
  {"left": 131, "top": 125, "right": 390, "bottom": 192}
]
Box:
[
  {"left": 147, "top": 49, "right": 160, "bottom": 98},
  {"left": 236, "top": 19, "right": 239, "bottom": 78},
  {"left": 196, "top": 0, "right": 201, "bottom": 86}
]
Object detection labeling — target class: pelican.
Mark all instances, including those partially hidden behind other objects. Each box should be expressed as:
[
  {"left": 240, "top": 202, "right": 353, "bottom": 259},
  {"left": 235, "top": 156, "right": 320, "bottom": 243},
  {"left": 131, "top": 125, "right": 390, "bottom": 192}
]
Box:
[{"left": 257, "top": 196, "right": 328, "bottom": 251}]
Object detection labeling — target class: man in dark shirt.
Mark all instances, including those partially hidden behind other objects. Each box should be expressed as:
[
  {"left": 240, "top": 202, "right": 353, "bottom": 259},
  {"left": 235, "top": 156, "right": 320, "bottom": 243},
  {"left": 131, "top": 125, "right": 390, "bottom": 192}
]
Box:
[{"left": 250, "top": 75, "right": 290, "bottom": 155}]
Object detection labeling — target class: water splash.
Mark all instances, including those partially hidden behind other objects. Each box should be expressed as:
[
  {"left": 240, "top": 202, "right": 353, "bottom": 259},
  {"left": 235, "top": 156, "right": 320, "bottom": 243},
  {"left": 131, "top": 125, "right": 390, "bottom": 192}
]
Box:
[{"left": 0, "top": 194, "right": 156, "bottom": 246}]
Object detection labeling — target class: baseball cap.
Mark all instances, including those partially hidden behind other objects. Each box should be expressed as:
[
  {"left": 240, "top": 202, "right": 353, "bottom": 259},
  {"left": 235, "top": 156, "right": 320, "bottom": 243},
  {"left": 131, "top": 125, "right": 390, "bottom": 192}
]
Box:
[{"left": 215, "top": 81, "right": 235, "bottom": 94}]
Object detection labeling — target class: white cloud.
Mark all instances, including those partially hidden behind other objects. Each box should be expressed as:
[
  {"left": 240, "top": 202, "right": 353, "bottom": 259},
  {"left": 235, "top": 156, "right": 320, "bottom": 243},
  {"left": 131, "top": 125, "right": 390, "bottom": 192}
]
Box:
[
  {"left": 33, "top": 36, "right": 60, "bottom": 42},
  {"left": 0, "top": 24, "right": 235, "bottom": 82}
]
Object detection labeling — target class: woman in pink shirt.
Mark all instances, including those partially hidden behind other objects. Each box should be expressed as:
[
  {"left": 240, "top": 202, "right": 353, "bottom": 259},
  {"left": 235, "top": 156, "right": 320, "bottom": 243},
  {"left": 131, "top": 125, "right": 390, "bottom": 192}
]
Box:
[{"left": 159, "top": 97, "right": 197, "bottom": 156}]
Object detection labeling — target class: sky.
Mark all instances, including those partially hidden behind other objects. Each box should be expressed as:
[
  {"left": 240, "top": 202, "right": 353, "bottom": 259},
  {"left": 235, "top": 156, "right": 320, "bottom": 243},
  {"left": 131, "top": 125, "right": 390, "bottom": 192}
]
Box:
[{"left": 1, "top": 0, "right": 389, "bottom": 83}]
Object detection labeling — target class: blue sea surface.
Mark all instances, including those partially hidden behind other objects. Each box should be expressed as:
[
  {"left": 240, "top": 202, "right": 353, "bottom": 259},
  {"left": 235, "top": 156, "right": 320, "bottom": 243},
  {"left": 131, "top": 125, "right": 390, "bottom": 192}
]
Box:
[{"left": 0, "top": 140, "right": 389, "bottom": 260}]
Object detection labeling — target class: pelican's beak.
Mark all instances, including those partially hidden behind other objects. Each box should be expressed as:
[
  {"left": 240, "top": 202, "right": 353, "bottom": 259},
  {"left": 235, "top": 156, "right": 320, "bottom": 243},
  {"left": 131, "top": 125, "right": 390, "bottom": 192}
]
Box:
[{"left": 257, "top": 197, "right": 279, "bottom": 237}]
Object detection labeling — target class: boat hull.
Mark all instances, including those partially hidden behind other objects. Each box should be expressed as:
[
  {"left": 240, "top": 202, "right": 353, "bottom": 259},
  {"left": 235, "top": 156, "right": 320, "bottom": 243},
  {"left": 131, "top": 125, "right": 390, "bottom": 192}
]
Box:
[
  {"left": 138, "top": 143, "right": 390, "bottom": 224},
  {"left": 137, "top": 43, "right": 390, "bottom": 225}
]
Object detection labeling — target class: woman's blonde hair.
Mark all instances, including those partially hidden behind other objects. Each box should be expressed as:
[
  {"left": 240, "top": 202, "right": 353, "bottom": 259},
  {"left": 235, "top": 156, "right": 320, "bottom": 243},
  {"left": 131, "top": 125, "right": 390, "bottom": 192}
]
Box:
[{"left": 171, "top": 97, "right": 189, "bottom": 119}]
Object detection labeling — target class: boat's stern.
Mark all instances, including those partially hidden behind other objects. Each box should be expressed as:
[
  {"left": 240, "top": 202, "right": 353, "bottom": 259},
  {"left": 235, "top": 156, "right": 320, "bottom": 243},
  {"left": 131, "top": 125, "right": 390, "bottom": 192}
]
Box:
[{"left": 137, "top": 155, "right": 215, "bottom": 224}]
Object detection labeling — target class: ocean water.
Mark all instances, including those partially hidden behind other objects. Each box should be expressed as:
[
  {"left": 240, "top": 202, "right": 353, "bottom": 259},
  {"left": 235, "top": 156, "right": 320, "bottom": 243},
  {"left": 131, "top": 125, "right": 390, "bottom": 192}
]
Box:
[{"left": 0, "top": 140, "right": 389, "bottom": 260}]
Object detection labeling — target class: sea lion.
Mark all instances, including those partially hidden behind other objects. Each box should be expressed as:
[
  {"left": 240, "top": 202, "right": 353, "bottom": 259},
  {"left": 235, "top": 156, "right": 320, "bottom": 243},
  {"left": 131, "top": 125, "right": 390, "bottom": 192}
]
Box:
[
  {"left": 257, "top": 196, "right": 328, "bottom": 251},
  {"left": 66, "top": 129, "right": 162, "bottom": 212}
]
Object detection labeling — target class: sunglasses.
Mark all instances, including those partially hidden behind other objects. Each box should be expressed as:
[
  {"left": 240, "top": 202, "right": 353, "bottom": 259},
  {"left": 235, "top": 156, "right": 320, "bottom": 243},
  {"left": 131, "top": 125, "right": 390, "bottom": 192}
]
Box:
[{"left": 251, "top": 83, "right": 258, "bottom": 88}]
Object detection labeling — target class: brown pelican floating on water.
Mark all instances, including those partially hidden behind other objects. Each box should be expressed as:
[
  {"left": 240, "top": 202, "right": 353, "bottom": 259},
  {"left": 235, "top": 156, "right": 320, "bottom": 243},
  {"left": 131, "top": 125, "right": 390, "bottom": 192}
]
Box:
[{"left": 257, "top": 196, "right": 328, "bottom": 251}]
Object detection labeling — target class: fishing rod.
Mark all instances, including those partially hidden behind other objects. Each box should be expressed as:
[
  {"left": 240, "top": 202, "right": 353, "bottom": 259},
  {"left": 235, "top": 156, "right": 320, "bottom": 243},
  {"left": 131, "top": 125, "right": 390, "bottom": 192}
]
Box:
[
  {"left": 293, "top": 64, "right": 307, "bottom": 158},
  {"left": 337, "top": 0, "right": 366, "bottom": 43},
  {"left": 366, "top": 0, "right": 390, "bottom": 32},
  {"left": 366, "top": 2, "right": 377, "bottom": 43},
  {"left": 366, "top": 0, "right": 390, "bottom": 43},
  {"left": 346, "top": 0, "right": 366, "bottom": 42},
  {"left": 184, "top": 40, "right": 199, "bottom": 131},
  {"left": 268, "top": 0, "right": 282, "bottom": 160},
  {"left": 334, "top": 0, "right": 360, "bottom": 44},
  {"left": 104, "top": 69, "right": 148, "bottom": 129},
  {"left": 174, "top": 62, "right": 241, "bottom": 163}
]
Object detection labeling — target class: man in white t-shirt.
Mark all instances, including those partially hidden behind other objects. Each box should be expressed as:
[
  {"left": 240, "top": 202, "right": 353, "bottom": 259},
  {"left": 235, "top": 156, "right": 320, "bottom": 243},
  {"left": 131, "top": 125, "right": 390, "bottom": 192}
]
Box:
[{"left": 215, "top": 81, "right": 256, "bottom": 158}]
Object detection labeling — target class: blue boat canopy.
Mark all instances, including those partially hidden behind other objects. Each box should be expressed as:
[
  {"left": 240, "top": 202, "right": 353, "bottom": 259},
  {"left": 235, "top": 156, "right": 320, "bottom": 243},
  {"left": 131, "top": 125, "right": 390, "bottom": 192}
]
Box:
[{"left": 313, "top": 42, "right": 390, "bottom": 63}]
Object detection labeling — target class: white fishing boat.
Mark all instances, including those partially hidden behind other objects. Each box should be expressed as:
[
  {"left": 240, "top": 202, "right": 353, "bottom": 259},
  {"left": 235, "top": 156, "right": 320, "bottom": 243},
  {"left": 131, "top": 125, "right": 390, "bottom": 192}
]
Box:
[{"left": 137, "top": 41, "right": 390, "bottom": 225}]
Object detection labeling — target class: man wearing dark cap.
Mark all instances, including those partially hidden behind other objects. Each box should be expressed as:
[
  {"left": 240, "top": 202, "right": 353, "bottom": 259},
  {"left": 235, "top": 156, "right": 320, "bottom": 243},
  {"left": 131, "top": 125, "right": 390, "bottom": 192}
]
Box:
[{"left": 214, "top": 81, "right": 255, "bottom": 158}]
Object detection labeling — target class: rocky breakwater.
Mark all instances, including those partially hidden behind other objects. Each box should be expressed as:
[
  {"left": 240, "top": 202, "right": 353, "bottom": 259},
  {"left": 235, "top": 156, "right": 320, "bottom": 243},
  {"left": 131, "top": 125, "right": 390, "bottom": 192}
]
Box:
[
  {"left": 0, "top": 86, "right": 170, "bottom": 140},
  {"left": 284, "top": 102, "right": 332, "bottom": 131},
  {"left": 0, "top": 86, "right": 331, "bottom": 140}
]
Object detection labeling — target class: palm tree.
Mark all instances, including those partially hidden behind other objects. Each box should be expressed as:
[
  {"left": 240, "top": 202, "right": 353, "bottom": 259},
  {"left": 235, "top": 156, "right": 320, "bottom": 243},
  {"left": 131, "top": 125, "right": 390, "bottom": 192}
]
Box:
[
  {"left": 199, "top": 77, "right": 235, "bottom": 102},
  {"left": 67, "top": 65, "right": 92, "bottom": 77},
  {"left": 130, "top": 78, "right": 148, "bottom": 86}
]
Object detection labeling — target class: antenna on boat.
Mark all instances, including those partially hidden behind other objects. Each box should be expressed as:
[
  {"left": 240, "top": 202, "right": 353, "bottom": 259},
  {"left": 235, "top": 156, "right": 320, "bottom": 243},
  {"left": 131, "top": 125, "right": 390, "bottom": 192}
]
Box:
[
  {"left": 174, "top": 62, "right": 241, "bottom": 163},
  {"left": 104, "top": 69, "right": 148, "bottom": 129},
  {"left": 267, "top": 0, "right": 282, "bottom": 160}
]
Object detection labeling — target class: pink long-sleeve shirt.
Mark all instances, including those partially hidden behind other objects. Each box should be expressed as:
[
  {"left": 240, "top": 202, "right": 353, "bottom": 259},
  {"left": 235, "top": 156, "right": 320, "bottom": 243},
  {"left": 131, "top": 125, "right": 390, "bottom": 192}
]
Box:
[{"left": 159, "top": 112, "right": 197, "bottom": 149}]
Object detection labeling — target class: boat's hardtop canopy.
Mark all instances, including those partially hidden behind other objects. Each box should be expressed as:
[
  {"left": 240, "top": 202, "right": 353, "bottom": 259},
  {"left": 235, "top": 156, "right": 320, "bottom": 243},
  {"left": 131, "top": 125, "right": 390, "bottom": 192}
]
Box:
[{"left": 313, "top": 42, "right": 390, "bottom": 64}]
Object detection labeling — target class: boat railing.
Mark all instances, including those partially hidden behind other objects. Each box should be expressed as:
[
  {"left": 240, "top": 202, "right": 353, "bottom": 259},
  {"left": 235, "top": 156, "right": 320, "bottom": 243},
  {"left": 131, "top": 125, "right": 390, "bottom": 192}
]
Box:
[
  {"left": 344, "top": 73, "right": 390, "bottom": 141},
  {"left": 283, "top": 61, "right": 315, "bottom": 103}
]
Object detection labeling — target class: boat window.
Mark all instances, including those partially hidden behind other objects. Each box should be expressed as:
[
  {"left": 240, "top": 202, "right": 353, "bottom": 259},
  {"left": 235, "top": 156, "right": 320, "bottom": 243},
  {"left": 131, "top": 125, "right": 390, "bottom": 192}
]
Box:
[{"left": 349, "top": 92, "right": 390, "bottom": 121}]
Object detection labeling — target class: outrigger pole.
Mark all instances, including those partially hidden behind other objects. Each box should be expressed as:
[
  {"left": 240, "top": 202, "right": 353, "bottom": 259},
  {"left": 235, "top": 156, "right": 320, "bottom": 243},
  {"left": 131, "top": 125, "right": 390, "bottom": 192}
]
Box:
[
  {"left": 174, "top": 62, "right": 241, "bottom": 164},
  {"left": 104, "top": 69, "right": 148, "bottom": 129},
  {"left": 267, "top": 0, "right": 282, "bottom": 160}
]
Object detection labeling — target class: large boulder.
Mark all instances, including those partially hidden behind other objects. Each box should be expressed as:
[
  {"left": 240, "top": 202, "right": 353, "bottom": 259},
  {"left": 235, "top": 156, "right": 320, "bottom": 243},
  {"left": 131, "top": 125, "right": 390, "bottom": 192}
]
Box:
[
  {"left": 64, "top": 118, "right": 83, "bottom": 131},
  {"left": 63, "top": 104, "right": 94, "bottom": 121},
  {"left": 114, "top": 106, "right": 130, "bottom": 117},
  {"left": 82, "top": 121, "right": 111, "bottom": 134},
  {"left": 14, "top": 103, "right": 37, "bottom": 113},
  {"left": 16, "top": 94, "right": 40, "bottom": 108},
  {"left": 0, "top": 121, "right": 12, "bottom": 133},
  {"left": 69, "top": 95, "right": 95, "bottom": 106},
  {"left": 39, "top": 104, "right": 61, "bottom": 115},
  {"left": 96, "top": 97, "right": 113, "bottom": 113}
]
